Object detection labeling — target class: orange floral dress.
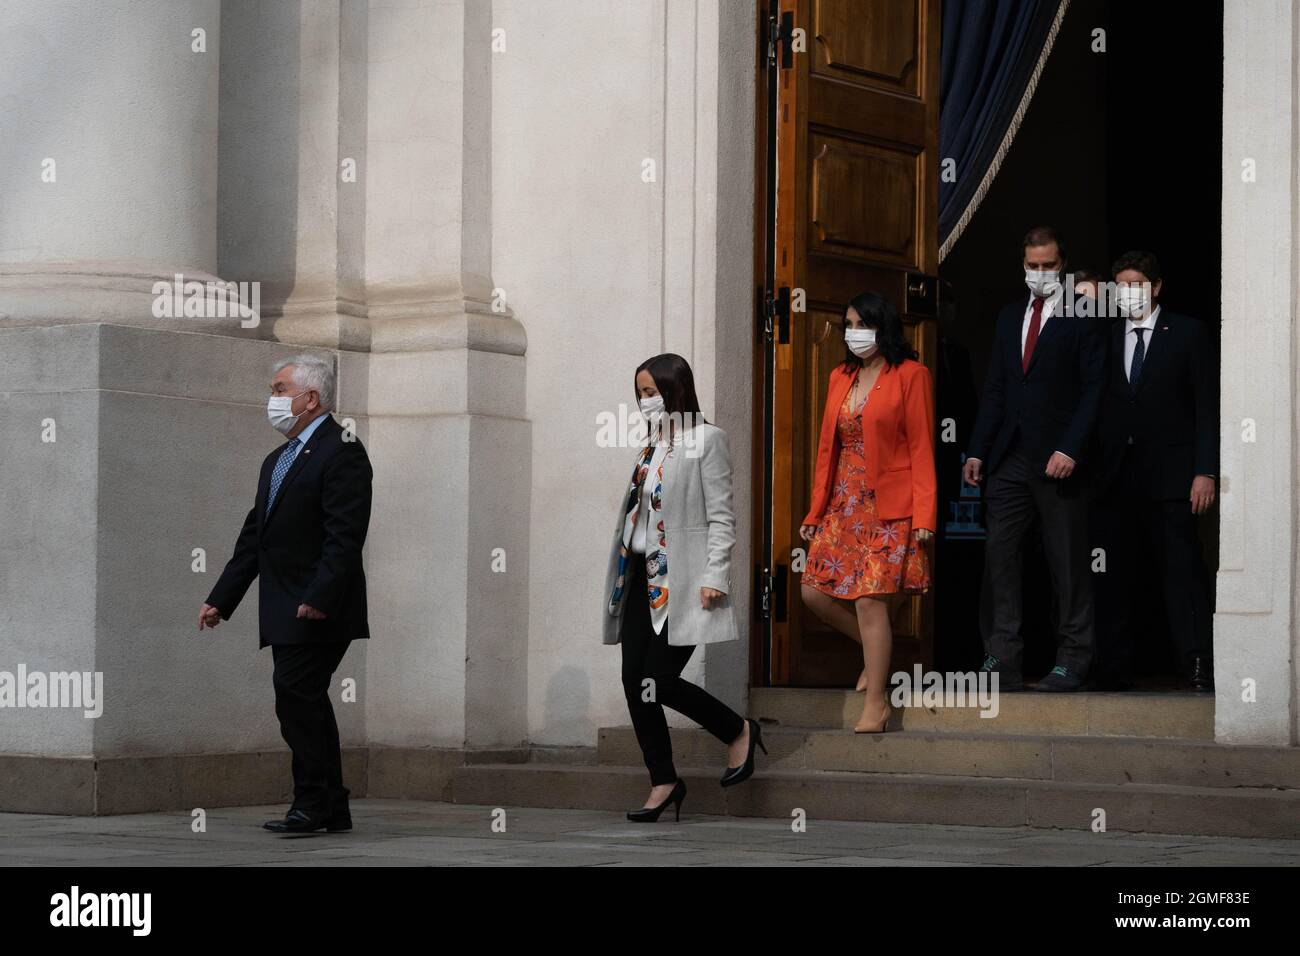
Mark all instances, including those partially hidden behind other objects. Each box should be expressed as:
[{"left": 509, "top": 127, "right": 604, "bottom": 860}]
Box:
[{"left": 802, "top": 387, "right": 931, "bottom": 599}]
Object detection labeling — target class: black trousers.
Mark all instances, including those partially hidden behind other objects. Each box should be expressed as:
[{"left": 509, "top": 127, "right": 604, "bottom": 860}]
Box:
[
  {"left": 1092, "top": 458, "right": 1214, "bottom": 680},
  {"left": 620, "top": 560, "right": 745, "bottom": 785},
  {"left": 271, "top": 640, "right": 352, "bottom": 814},
  {"left": 982, "top": 443, "right": 1095, "bottom": 674}
]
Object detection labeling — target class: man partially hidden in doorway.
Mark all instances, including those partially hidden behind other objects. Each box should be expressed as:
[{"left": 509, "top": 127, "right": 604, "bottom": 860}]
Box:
[
  {"left": 1091, "top": 251, "right": 1217, "bottom": 691},
  {"left": 963, "top": 226, "right": 1106, "bottom": 691}
]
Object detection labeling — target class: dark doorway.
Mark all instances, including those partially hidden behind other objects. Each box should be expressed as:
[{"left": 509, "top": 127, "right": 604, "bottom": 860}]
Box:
[{"left": 934, "top": 0, "right": 1223, "bottom": 684}]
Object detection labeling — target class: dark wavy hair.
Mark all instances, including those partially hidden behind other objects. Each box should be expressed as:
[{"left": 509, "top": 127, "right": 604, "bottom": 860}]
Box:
[
  {"left": 1111, "top": 249, "right": 1162, "bottom": 285},
  {"left": 840, "top": 291, "right": 917, "bottom": 369},
  {"left": 633, "top": 353, "right": 709, "bottom": 424}
]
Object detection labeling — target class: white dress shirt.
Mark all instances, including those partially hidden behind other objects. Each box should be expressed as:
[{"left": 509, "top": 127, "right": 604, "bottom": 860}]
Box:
[
  {"left": 283, "top": 411, "right": 328, "bottom": 466},
  {"left": 1123, "top": 305, "right": 1161, "bottom": 381}
]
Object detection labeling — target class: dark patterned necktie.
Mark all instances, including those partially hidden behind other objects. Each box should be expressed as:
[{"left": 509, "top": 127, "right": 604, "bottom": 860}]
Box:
[
  {"left": 266, "top": 438, "right": 301, "bottom": 513},
  {"left": 1129, "top": 327, "right": 1147, "bottom": 386}
]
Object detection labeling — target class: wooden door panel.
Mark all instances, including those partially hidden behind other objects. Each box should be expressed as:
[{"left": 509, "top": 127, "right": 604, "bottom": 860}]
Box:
[
  {"left": 761, "top": 0, "right": 940, "bottom": 686},
  {"left": 809, "top": 134, "right": 921, "bottom": 265},
  {"left": 812, "top": 0, "right": 921, "bottom": 93}
]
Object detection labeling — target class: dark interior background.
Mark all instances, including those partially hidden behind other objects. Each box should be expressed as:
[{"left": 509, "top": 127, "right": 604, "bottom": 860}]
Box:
[{"left": 934, "top": 0, "right": 1223, "bottom": 680}]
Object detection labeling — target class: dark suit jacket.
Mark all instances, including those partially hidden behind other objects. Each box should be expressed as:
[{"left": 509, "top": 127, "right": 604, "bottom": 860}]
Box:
[
  {"left": 207, "top": 414, "right": 373, "bottom": 647},
  {"left": 1095, "top": 309, "right": 1219, "bottom": 500},
  {"left": 967, "top": 295, "right": 1107, "bottom": 478}
]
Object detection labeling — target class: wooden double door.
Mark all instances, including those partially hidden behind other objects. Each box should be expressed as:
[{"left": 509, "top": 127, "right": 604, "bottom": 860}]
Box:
[{"left": 755, "top": 0, "right": 942, "bottom": 686}]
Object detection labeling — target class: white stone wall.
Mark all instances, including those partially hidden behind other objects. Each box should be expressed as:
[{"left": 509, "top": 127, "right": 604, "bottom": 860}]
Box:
[
  {"left": 1216, "top": 0, "right": 1300, "bottom": 745},
  {"left": 490, "top": 0, "right": 756, "bottom": 746}
]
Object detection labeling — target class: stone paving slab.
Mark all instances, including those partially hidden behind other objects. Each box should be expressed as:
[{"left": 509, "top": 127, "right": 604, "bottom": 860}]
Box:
[{"left": 1, "top": 799, "right": 1297, "bottom": 866}]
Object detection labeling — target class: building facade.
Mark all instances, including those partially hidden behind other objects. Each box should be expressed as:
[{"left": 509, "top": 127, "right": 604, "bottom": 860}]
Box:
[{"left": 0, "top": 0, "right": 1295, "bottom": 814}]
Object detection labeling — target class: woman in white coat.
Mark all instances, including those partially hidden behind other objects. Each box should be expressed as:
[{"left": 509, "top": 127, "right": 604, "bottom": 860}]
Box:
[{"left": 603, "top": 353, "right": 765, "bottom": 822}]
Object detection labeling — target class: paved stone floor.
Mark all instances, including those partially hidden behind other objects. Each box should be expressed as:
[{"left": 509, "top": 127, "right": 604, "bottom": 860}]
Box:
[{"left": 1, "top": 800, "right": 1297, "bottom": 866}]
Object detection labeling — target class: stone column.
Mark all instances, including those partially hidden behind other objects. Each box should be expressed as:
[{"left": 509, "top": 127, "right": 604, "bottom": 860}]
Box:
[
  {"left": 359, "top": 0, "right": 532, "bottom": 769},
  {"left": 1215, "top": 0, "right": 1299, "bottom": 745},
  {"left": 0, "top": 0, "right": 231, "bottom": 331}
]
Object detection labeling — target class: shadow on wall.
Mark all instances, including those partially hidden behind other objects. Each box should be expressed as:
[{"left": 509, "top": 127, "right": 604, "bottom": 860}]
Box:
[{"left": 542, "top": 665, "right": 592, "bottom": 746}]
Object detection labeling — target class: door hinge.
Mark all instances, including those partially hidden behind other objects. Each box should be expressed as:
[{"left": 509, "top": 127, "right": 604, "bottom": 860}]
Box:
[
  {"left": 755, "top": 564, "right": 788, "bottom": 621},
  {"left": 766, "top": 11, "right": 795, "bottom": 70},
  {"left": 756, "top": 565, "right": 774, "bottom": 620},
  {"left": 763, "top": 286, "right": 790, "bottom": 344}
]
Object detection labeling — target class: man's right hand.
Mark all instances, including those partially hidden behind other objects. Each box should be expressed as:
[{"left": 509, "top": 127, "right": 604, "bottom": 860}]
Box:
[
  {"left": 198, "top": 603, "right": 222, "bottom": 631},
  {"left": 962, "top": 457, "right": 984, "bottom": 486}
]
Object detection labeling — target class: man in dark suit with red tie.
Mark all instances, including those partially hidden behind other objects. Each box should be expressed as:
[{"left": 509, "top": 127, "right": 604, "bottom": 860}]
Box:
[
  {"left": 198, "top": 354, "right": 373, "bottom": 832},
  {"left": 1092, "top": 251, "right": 1217, "bottom": 691},
  {"left": 964, "top": 226, "right": 1106, "bottom": 691}
]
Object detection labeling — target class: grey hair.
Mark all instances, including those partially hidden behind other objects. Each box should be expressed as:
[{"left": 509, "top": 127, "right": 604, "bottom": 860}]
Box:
[{"left": 273, "top": 354, "right": 336, "bottom": 410}]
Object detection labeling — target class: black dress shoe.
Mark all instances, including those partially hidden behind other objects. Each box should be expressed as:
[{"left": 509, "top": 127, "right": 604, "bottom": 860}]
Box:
[
  {"left": 980, "top": 654, "right": 1023, "bottom": 692},
  {"left": 720, "top": 718, "right": 768, "bottom": 788},
  {"left": 262, "top": 808, "right": 331, "bottom": 833},
  {"left": 1189, "top": 656, "right": 1214, "bottom": 691},
  {"left": 1034, "top": 665, "right": 1084, "bottom": 692},
  {"left": 627, "top": 779, "right": 686, "bottom": 822}
]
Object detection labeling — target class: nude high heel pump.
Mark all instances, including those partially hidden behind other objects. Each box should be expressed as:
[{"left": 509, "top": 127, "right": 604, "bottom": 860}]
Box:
[{"left": 853, "top": 699, "right": 892, "bottom": 734}]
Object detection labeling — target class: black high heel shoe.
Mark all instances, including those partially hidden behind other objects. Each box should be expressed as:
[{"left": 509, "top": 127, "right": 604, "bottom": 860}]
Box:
[
  {"left": 720, "top": 718, "right": 767, "bottom": 788},
  {"left": 627, "top": 778, "right": 686, "bottom": 822}
]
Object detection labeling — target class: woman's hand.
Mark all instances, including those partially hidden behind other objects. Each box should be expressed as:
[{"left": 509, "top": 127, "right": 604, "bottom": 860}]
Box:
[
  {"left": 913, "top": 528, "right": 933, "bottom": 543},
  {"left": 700, "top": 587, "right": 724, "bottom": 610},
  {"left": 799, "top": 523, "right": 818, "bottom": 541}
]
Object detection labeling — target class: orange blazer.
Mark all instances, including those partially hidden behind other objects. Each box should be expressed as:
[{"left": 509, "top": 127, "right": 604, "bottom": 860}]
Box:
[{"left": 802, "top": 358, "right": 938, "bottom": 532}]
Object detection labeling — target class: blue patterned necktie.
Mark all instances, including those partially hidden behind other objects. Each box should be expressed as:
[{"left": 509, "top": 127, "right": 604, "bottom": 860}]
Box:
[
  {"left": 266, "top": 438, "right": 301, "bottom": 514},
  {"left": 1129, "top": 327, "right": 1147, "bottom": 386}
]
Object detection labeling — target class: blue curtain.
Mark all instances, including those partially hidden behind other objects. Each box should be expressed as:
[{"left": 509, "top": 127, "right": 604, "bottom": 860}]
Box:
[{"left": 939, "top": 0, "right": 1066, "bottom": 253}]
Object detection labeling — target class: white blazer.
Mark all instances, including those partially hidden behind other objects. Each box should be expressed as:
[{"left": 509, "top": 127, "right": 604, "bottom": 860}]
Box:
[{"left": 602, "top": 422, "right": 740, "bottom": 647}]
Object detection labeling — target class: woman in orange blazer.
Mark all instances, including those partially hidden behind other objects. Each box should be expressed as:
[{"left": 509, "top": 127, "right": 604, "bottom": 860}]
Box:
[{"left": 799, "top": 291, "right": 937, "bottom": 733}]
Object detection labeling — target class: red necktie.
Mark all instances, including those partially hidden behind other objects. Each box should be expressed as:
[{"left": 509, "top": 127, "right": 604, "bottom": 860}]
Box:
[{"left": 1022, "top": 297, "right": 1044, "bottom": 372}]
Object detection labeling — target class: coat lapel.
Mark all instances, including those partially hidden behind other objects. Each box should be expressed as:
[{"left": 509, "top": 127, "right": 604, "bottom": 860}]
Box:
[
  {"left": 859, "top": 361, "right": 899, "bottom": 431},
  {"left": 1006, "top": 302, "right": 1025, "bottom": 371},
  {"left": 264, "top": 414, "right": 335, "bottom": 527},
  {"left": 1113, "top": 320, "right": 1128, "bottom": 389},
  {"left": 1132, "top": 312, "right": 1172, "bottom": 396}
]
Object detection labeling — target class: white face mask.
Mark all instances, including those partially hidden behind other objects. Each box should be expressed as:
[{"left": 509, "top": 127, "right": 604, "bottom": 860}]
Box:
[
  {"left": 638, "top": 395, "right": 665, "bottom": 419},
  {"left": 1116, "top": 285, "right": 1151, "bottom": 319},
  {"left": 1024, "top": 269, "right": 1061, "bottom": 297},
  {"left": 844, "top": 328, "right": 878, "bottom": 359},
  {"left": 267, "top": 391, "right": 305, "bottom": 435}
]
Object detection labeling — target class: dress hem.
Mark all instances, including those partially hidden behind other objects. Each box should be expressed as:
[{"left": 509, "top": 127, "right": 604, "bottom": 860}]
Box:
[{"left": 801, "top": 577, "right": 931, "bottom": 601}]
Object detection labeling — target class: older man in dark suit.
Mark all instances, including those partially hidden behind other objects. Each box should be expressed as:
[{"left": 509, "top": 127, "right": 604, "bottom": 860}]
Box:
[
  {"left": 1092, "top": 251, "right": 1217, "bottom": 691},
  {"left": 199, "top": 354, "right": 373, "bottom": 833}
]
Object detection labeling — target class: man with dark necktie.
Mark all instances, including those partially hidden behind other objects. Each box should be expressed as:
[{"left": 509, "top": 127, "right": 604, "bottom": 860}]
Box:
[
  {"left": 1091, "top": 251, "right": 1217, "bottom": 691},
  {"left": 199, "top": 354, "right": 373, "bottom": 832},
  {"left": 964, "top": 226, "right": 1106, "bottom": 691}
]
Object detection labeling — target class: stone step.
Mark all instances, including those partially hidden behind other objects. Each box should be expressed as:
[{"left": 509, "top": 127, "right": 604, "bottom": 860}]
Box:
[
  {"left": 749, "top": 687, "right": 1214, "bottom": 739},
  {"left": 453, "top": 762, "right": 1300, "bottom": 840},
  {"left": 596, "top": 726, "right": 1300, "bottom": 791}
]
